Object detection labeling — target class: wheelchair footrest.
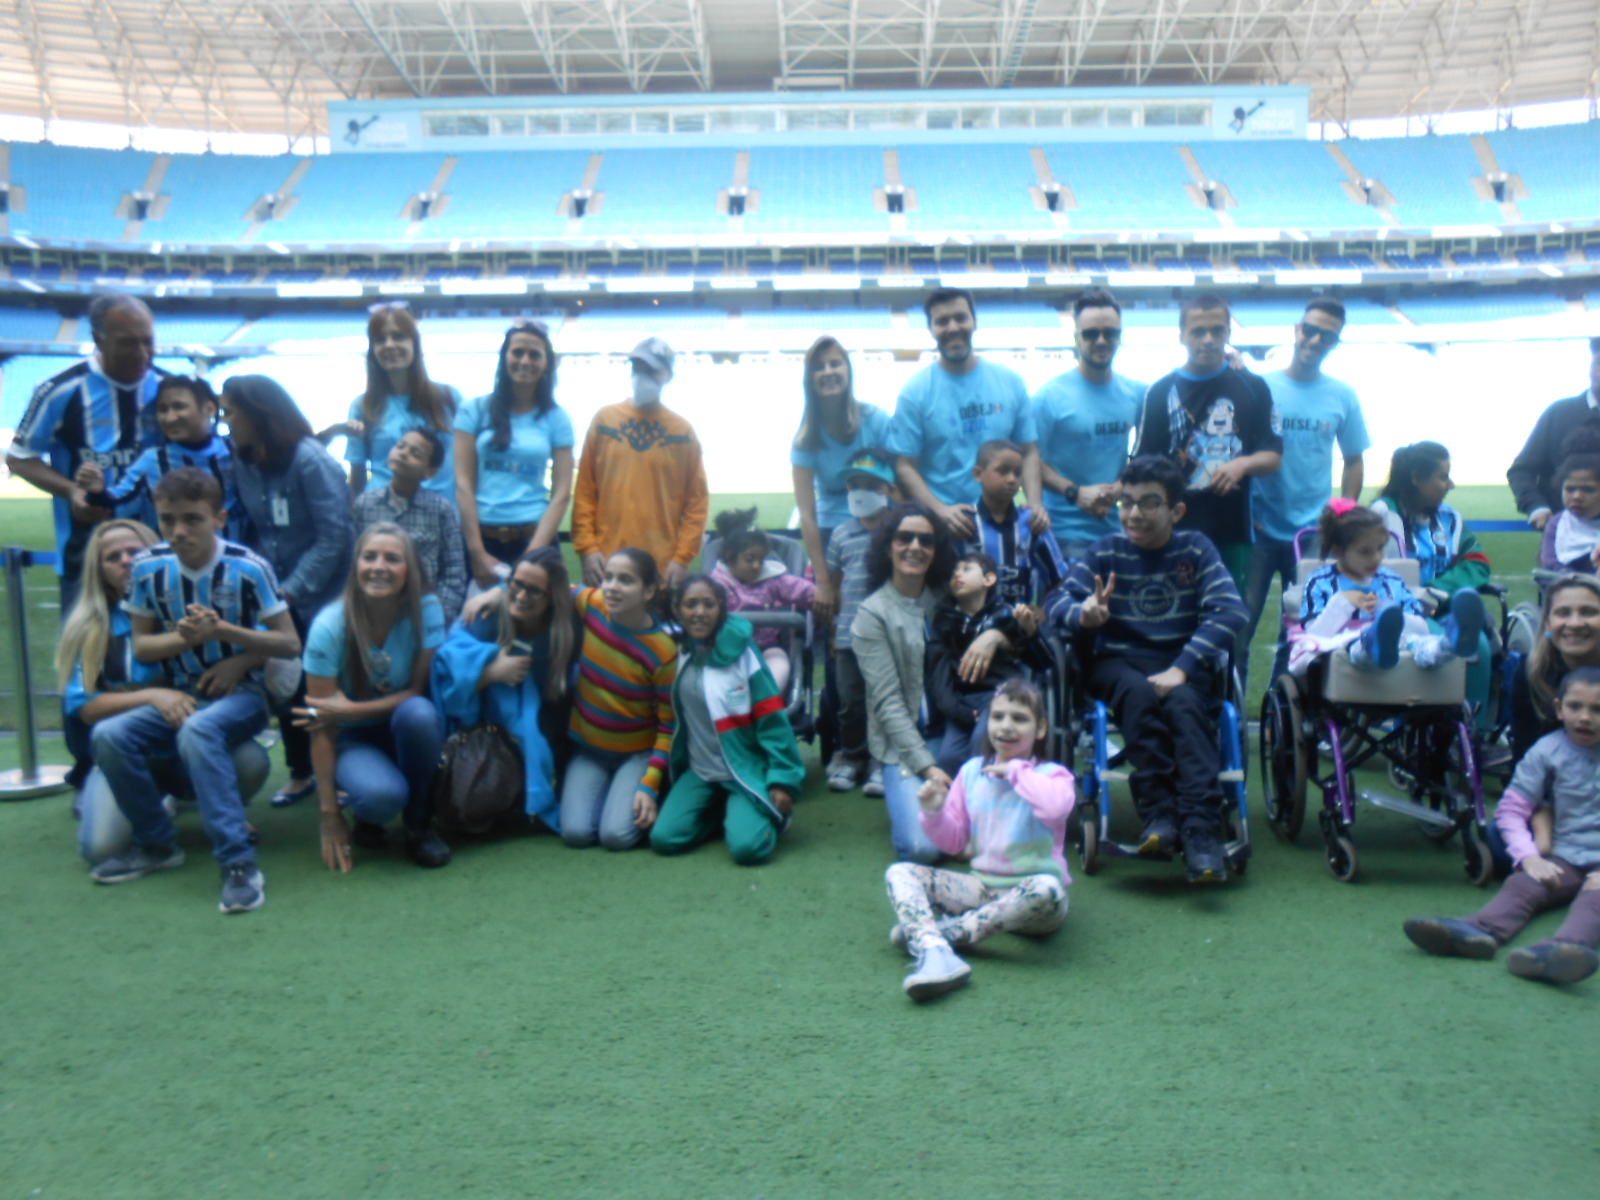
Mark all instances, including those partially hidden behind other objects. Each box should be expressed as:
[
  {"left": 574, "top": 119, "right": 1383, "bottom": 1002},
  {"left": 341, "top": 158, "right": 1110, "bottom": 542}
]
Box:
[
  {"left": 1217, "top": 769, "right": 1245, "bottom": 783},
  {"left": 1100, "top": 769, "right": 1132, "bottom": 783},
  {"left": 1360, "top": 790, "right": 1456, "bottom": 831}
]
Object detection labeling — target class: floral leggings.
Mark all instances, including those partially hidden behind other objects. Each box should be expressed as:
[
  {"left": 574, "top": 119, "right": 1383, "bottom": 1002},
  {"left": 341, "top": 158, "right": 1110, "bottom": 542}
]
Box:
[{"left": 885, "top": 863, "right": 1068, "bottom": 955}]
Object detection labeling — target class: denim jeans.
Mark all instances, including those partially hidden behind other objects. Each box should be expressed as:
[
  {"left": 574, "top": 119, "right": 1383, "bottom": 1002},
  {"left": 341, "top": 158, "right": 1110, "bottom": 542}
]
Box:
[
  {"left": 1242, "top": 535, "right": 1299, "bottom": 688},
  {"left": 882, "top": 760, "right": 941, "bottom": 864},
  {"left": 560, "top": 748, "right": 652, "bottom": 850},
  {"left": 933, "top": 708, "right": 988, "bottom": 779},
  {"left": 78, "top": 740, "right": 271, "bottom": 863},
  {"left": 335, "top": 696, "right": 443, "bottom": 830},
  {"left": 91, "top": 690, "right": 269, "bottom": 867}
]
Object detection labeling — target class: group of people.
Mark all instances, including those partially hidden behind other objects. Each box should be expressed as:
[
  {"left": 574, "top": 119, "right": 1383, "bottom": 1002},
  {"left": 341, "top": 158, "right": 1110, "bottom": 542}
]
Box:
[{"left": 8, "top": 284, "right": 1599, "bottom": 1000}]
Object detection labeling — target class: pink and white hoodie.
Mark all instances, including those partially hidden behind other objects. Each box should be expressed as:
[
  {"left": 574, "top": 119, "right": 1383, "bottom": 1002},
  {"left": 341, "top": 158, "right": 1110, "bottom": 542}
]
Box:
[{"left": 710, "top": 559, "right": 816, "bottom": 651}]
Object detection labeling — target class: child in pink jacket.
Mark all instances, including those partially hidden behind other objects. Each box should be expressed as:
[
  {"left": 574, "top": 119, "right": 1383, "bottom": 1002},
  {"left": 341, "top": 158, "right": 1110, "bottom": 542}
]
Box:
[
  {"left": 884, "top": 679, "right": 1075, "bottom": 1002},
  {"left": 710, "top": 508, "right": 815, "bottom": 692}
]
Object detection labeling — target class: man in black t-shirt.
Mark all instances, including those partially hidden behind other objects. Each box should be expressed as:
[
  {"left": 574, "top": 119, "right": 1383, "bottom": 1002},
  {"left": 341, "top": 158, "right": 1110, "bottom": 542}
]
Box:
[{"left": 1132, "top": 293, "right": 1282, "bottom": 596}]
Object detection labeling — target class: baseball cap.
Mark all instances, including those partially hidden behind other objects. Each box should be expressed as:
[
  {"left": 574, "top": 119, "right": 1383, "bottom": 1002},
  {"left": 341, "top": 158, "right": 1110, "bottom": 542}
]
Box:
[
  {"left": 836, "top": 450, "right": 896, "bottom": 489},
  {"left": 629, "top": 336, "right": 675, "bottom": 375}
]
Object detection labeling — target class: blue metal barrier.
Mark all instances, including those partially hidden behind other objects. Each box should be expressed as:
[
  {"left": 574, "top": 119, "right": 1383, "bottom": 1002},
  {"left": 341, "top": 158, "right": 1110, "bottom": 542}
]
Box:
[{"left": 1, "top": 547, "right": 71, "bottom": 799}]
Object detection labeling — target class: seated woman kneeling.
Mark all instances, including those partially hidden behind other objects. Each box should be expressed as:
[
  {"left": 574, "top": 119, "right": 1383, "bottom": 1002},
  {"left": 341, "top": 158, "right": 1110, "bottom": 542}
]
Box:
[
  {"left": 431, "top": 546, "right": 577, "bottom": 832},
  {"left": 651, "top": 575, "right": 805, "bottom": 865},
  {"left": 296, "top": 523, "right": 451, "bottom": 871}
]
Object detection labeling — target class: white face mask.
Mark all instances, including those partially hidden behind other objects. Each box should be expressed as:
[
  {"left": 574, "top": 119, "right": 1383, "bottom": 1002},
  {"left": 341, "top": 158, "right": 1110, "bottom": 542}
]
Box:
[
  {"left": 632, "top": 373, "right": 663, "bottom": 406},
  {"left": 847, "top": 487, "right": 890, "bottom": 519}
]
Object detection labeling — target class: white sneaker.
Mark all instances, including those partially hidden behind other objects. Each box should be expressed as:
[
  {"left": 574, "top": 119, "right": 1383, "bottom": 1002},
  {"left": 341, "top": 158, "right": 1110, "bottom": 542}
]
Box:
[
  {"left": 825, "top": 754, "right": 862, "bottom": 792},
  {"left": 903, "top": 942, "right": 971, "bottom": 1001},
  {"left": 862, "top": 763, "right": 886, "bottom": 798}
]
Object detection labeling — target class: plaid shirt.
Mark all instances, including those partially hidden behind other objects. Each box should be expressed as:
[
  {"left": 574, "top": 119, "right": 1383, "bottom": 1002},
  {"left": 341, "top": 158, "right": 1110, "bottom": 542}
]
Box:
[{"left": 353, "top": 485, "right": 468, "bottom": 623}]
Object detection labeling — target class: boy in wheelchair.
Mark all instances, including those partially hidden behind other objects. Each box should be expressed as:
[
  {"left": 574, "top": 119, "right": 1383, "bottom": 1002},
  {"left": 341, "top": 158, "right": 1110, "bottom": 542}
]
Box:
[{"left": 1052, "top": 456, "right": 1248, "bottom": 882}]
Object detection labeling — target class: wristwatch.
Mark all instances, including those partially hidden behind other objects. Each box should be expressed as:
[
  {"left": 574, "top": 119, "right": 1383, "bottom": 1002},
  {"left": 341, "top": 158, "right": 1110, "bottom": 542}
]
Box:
[{"left": 1063, "top": 482, "right": 1081, "bottom": 504}]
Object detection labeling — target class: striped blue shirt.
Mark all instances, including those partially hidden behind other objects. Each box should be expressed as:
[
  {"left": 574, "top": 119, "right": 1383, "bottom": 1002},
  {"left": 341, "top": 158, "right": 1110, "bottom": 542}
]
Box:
[
  {"left": 1051, "top": 530, "right": 1247, "bottom": 678},
  {"left": 825, "top": 518, "right": 876, "bottom": 650},
  {"left": 124, "top": 538, "right": 289, "bottom": 692},
  {"left": 89, "top": 434, "right": 242, "bottom": 540},
  {"left": 966, "top": 502, "right": 1069, "bottom": 606}
]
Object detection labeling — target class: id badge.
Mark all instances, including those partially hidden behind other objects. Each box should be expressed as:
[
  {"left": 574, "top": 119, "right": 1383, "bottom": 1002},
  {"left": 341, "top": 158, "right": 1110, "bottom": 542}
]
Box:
[{"left": 272, "top": 496, "right": 291, "bottom": 526}]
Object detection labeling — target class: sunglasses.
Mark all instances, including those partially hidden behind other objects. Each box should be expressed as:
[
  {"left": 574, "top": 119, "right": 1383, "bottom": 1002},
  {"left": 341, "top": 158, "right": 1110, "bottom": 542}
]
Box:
[
  {"left": 893, "top": 530, "right": 937, "bottom": 548},
  {"left": 507, "top": 579, "right": 551, "bottom": 600},
  {"left": 1078, "top": 327, "right": 1121, "bottom": 343},
  {"left": 1299, "top": 324, "right": 1341, "bottom": 345},
  {"left": 510, "top": 317, "right": 550, "bottom": 336}
]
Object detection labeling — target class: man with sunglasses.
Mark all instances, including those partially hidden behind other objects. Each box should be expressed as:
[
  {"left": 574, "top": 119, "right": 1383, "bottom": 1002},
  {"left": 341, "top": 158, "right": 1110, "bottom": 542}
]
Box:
[
  {"left": 1243, "top": 298, "right": 1369, "bottom": 684},
  {"left": 1032, "top": 289, "right": 1145, "bottom": 560}
]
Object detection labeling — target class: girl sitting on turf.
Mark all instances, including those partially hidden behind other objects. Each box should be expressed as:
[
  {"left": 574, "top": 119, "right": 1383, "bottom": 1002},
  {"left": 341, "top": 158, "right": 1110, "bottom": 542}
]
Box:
[
  {"left": 1288, "top": 499, "right": 1484, "bottom": 676},
  {"left": 709, "top": 507, "right": 815, "bottom": 693},
  {"left": 1403, "top": 666, "right": 1600, "bottom": 985},
  {"left": 649, "top": 575, "right": 805, "bottom": 866},
  {"left": 559, "top": 548, "right": 678, "bottom": 851},
  {"left": 884, "top": 679, "right": 1074, "bottom": 1002},
  {"left": 294, "top": 523, "right": 451, "bottom": 872}
]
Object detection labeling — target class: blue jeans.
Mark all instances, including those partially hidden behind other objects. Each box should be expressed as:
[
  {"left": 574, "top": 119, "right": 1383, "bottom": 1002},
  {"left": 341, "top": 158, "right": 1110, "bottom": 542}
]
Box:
[
  {"left": 78, "top": 740, "right": 271, "bottom": 863},
  {"left": 559, "top": 748, "right": 652, "bottom": 850},
  {"left": 1243, "top": 535, "right": 1299, "bottom": 688},
  {"left": 882, "top": 760, "right": 941, "bottom": 864},
  {"left": 933, "top": 707, "right": 989, "bottom": 779},
  {"left": 91, "top": 690, "right": 269, "bottom": 867},
  {"left": 335, "top": 696, "right": 442, "bottom": 830}
]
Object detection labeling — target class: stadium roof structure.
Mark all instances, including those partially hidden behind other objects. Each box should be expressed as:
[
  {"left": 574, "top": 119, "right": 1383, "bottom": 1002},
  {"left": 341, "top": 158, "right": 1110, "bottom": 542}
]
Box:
[{"left": 2, "top": 0, "right": 1598, "bottom": 143}]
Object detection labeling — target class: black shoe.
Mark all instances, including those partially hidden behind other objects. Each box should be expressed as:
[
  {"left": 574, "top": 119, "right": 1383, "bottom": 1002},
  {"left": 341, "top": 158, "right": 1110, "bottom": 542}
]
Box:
[
  {"left": 1182, "top": 826, "right": 1228, "bottom": 883},
  {"left": 405, "top": 825, "right": 452, "bottom": 868},
  {"left": 351, "top": 820, "right": 388, "bottom": 849},
  {"left": 1137, "top": 815, "right": 1178, "bottom": 858},
  {"left": 1506, "top": 939, "right": 1597, "bottom": 983},
  {"left": 1402, "top": 916, "right": 1498, "bottom": 959}
]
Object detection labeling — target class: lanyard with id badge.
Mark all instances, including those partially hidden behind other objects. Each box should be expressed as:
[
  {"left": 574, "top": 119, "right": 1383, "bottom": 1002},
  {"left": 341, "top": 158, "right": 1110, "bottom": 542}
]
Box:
[{"left": 272, "top": 492, "right": 292, "bottom": 526}]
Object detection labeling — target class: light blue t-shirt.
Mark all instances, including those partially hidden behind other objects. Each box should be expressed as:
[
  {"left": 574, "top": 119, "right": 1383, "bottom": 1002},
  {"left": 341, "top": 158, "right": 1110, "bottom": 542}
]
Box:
[
  {"left": 1252, "top": 370, "right": 1370, "bottom": 542},
  {"left": 1030, "top": 369, "right": 1144, "bottom": 548},
  {"left": 345, "top": 388, "right": 460, "bottom": 501},
  {"left": 789, "top": 403, "right": 892, "bottom": 530},
  {"left": 454, "top": 394, "right": 576, "bottom": 526},
  {"left": 304, "top": 593, "right": 446, "bottom": 726},
  {"left": 887, "top": 359, "right": 1036, "bottom": 508}
]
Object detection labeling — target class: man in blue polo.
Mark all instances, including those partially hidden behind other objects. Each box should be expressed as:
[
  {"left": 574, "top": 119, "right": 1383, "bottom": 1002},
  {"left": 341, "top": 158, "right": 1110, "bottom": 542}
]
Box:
[
  {"left": 888, "top": 287, "right": 1044, "bottom": 541},
  {"left": 1033, "top": 288, "right": 1146, "bottom": 561},
  {"left": 1245, "top": 298, "right": 1369, "bottom": 683},
  {"left": 7, "top": 292, "right": 165, "bottom": 607}
]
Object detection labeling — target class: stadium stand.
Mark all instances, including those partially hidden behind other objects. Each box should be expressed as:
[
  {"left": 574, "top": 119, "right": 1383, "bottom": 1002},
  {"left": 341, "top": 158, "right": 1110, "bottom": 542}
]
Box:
[
  {"left": 0, "top": 305, "right": 68, "bottom": 342},
  {"left": 265, "top": 153, "right": 446, "bottom": 242},
  {"left": 235, "top": 311, "right": 370, "bottom": 341},
  {"left": 976, "top": 301, "right": 1064, "bottom": 328},
  {"left": 1338, "top": 134, "right": 1503, "bottom": 226},
  {"left": 742, "top": 146, "right": 887, "bottom": 234},
  {"left": 1234, "top": 254, "right": 1297, "bottom": 271},
  {"left": 1039, "top": 142, "right": 1206, "bottom": 231},
  {"left": 1485, "top": 125, "right": 1600, "bottom": 224},
  {"left": 1231, "top": 296, "right": 1399, "bottom": 327},
  {"left": 153, "top": 154, "right": 301, "bottom": 243},
  {"left": 581, "top": 149, "right": 739, "bottom": 237},
  {"left": 420, "top": 150, "right": 590, "bottom": 240},
  {"left": 1385, "top": 253, "right": 1446, "bottom": 270},
  {"left": 1394, "top": 291, "right": 1569, "bottom": 324},
  {"left": 7, "top": 144, "right": 158, "bottom": 243},
  {"left": 894, "top": 145, "right": 1055, "bottom": 233},
  {"left": 155, "top": 314, "right": 248, "bottom": 343},
  {"left": 1187, "top": 141, "right": 1381, "bottom": 231}
]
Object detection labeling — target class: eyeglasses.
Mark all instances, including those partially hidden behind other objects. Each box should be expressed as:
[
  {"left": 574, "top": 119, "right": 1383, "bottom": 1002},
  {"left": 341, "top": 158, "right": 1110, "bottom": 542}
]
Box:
[
  {"left": 1115, "top": 495, "right": 1170, "bottom": 512},
  {"left": 892, "top": 531, "right": 937, "bottom": 548},
  {"left": 510, "top": 317, "right": 550, "bottom": 336},
  {"left": 1299, "top": 324, "right": 1341, "bottom": 345},
  {"left": 507, "top": 579, "right": 551, "bottom": 600},
  {"left": 1078, "top": 328, "right": 1121, "bottom": 343},
  {"left": 366, "top": 300, "right": 412, "bottom": 315}
]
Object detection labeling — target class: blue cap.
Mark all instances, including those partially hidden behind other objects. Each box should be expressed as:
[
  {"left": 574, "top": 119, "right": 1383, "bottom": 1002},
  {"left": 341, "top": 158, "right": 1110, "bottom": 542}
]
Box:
[{"left": 836, "top": 450, "right": 896, "bottom": 489}]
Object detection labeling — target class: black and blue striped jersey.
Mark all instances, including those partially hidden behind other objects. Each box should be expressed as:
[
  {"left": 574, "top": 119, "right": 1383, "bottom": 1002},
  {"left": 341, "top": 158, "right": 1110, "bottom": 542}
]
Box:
[{"left": 124, "top": 539, "right": 289, "bottom": 693}]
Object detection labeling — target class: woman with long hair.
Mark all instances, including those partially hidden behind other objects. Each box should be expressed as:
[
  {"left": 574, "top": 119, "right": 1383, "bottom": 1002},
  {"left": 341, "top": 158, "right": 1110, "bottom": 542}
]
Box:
[
  {"left": 222, "top": 373, "right": 354, "bottom": 807},
  {"left": 346, "top": 303, "right": 460, "bottom": 502},
  {"left": 1513, "top": 575, "right": 1600, "bottom": 763},
  {"left": 454, "top": 319, "right": 575, "bottom": 587},
  {"left": 432, "top": 545, "right": 580, "bottom": 832},
  {"left": 294, "top": 523, "right": 450, "bottom": 871},
  {"left": 61, "top": 518, "right": 269, "bottom": 861},
  {"left": 790, "top": 336, "right": 892, "bottom": 625}
]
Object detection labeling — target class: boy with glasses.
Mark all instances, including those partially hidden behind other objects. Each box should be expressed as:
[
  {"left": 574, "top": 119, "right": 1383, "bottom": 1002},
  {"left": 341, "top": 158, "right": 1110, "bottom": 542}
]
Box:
[
  {"left": 1032, "top": 289, "right": 1145, "bottom": 561},
  {"left": 1050, "top": 456, "right": 1247, "bottom": 882}
]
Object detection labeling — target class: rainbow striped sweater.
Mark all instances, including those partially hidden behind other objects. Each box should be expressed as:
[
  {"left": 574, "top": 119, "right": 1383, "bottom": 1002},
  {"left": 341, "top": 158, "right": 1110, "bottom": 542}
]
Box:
[{"left": 570, "top": 588, "right": 679, "bottom": 800}]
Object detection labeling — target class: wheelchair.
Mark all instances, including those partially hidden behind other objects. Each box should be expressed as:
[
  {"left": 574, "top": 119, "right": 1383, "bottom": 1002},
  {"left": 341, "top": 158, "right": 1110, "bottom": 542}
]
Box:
[
  {"left": 700, "top": 530, "right": 820, "bottom": 745},
  {"left": 1258, "top": 539, "right": 1493, "bottom": 885},
  {"left": 1051, "top": 633, "right": 1251, "bottom": 878}
]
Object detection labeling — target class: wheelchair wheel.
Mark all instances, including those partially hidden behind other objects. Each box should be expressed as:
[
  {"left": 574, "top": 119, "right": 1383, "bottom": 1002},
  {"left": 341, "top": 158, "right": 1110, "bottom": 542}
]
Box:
[
  {"left": 1079, "top": 810, "right": 1100, "bottom": 875},
  {"left": 1258, "top": 678, "right": 1307, "bottom": 841},
  {"left": 1326, "top": 834, "right": 1359, "bottom": 883}
]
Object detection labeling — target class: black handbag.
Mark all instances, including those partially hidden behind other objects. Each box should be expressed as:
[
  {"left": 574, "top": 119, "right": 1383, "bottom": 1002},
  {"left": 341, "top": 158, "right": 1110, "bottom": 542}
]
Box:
[{"left": 430, "top": 723, "right": 524, "bottom": 834}]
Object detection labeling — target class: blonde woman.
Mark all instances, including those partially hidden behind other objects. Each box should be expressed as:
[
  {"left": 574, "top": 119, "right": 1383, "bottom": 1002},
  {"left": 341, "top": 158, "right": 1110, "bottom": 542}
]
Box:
[
  {"left": 62, "top": 519, "right": 268, "bottom": 861},
  {"left": 294, "top": 523, "right": 450, "bottom": 872}
]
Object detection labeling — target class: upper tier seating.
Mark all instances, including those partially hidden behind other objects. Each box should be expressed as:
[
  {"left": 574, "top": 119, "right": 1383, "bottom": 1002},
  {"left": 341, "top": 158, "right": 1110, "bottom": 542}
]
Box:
[
  {"left": 1394, "top": 291, "right": 1569, "bottom": 324},
  {"left": 154, "top": 154, "right": 301, "bottom": 243},
  {"left": 581, "top": 149, "right": 738, "bottom": 237},
  {"left": 895, "top": 145, "right": 1054, "bottom": 233},
  {"left": 1485, "top": 125, "right": 1600, "bottom": 224},
  {"left": 0, "top": 304, "right": 68, "bottom": 341},
  {"left": 422, "top": 150, "right": 590, "bottom": 240},
  {"left": 8, "top": 145, "right": 157, "bottom": 242},
  {"left": 266, "top": 154, "right": 448, "bottom": 242},
  {"left": 1187, "top": 141, "right": 1382, "bottom": 231},
  {"left": 1036, "top": 142, "right": 1205, "bottom": 231},
  {"left": 742, "top": 146, "right": 887, "bottom": 234},
  {"left": 1338, "top": 134, "right": 1503, "bottom": 227}
]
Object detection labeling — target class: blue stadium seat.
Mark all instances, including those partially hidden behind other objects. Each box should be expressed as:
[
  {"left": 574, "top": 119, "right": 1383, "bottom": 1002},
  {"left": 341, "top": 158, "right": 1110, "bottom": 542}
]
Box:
[
  {"left": 1037, "top": 142, "right": 1201, "bottom": 231},
  {"left": 423, "top": 150, "right": 590, "bottom": 240},
  {"left": 1188, "top": 141, "right": 1381, "bottom": 231},
  {"left": 1338, "top": 134, "right": 1503, "bottom": 226},
  {"left": 8, "top": 144, "right": 158, "bottom": 242},
  {"left": 1485, "top": 126, "right": 1600, "bottom": 224},
  {"left": 0, "top": 306, "right": 66, "bottom": 342},
  {"left": 581, "top": 149, "right": 737, "bottom": 237},
  {"left": 743, "top": 146, "right": 886, "bottom": 234},
  {"left": 1396, "top": 291, "right": 1569, "bottom": 324},
  {"left": 267, "top": 154, "right": 447, "bottom": 242},
  {"left": 894, "top": 145, "right": 1053, "bottom": 233},
  {"left": 154, "top": 154, "right": 301, "bottom": 243}
]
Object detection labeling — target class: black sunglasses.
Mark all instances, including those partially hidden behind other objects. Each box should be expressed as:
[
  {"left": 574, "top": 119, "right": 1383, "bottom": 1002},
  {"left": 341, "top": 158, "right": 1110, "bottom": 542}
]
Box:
[
  {"left": 892, "top": 531, "right": 937, "bottom": 548},
  {"left": 1078, "top": 328, "right": 1121, "bottom": 342},
  {"left": 1299, "top": 324, "right": 1341, "bottom": 345}
]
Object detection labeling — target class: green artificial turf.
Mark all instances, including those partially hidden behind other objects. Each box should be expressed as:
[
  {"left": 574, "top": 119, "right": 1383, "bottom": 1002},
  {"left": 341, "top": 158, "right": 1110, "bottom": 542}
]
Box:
[{"left": 4, "top": 490, "right": 1594, "bottom": 1200}]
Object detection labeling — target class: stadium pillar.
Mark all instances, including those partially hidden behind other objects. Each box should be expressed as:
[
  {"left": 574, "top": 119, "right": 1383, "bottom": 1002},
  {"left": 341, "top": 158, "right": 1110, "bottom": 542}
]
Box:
[{"left": 0, "top": 547, "right": 71, "bottom": 799}]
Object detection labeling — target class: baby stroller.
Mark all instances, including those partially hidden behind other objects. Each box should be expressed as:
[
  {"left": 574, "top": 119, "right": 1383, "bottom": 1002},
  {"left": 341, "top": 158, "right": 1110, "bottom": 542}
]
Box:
[
  {"left": 700, "top": 530, "right": 820, "bottom": 745},
  {"left": 1258, "top": 531, "right": 1490, "bottom": 884},
  {"left": 1051, "top": 632, "right": 1251, "bottom": 878}
]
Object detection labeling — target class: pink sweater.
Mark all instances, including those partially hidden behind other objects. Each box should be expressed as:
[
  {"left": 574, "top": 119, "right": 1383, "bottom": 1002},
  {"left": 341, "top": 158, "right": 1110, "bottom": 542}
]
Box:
[
  {"left": 710, "top": 560, "right": 815, "bottom": 650},
  {"left": 921, "top": 756, "right": 1076, "bottom": 886}
]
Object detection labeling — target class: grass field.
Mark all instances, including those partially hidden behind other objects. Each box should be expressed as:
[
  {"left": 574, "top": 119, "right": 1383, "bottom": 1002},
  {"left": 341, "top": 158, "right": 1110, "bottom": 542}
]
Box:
[{"left": 3, "top": 490, "right": 1595, "bottom": 1200}]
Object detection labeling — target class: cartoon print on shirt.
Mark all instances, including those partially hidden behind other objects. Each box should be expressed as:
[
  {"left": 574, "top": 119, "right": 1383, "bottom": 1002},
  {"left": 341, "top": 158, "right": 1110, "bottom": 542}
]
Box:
[{"left": 1185, "top": 398, "right": 1240, "bottom": 491}]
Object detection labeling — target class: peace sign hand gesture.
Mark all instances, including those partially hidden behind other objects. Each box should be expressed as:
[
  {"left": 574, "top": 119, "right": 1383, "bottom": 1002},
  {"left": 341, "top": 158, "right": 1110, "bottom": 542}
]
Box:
[{"left": 1079, "top": 573, "right": 1116, "bottom": 630}]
